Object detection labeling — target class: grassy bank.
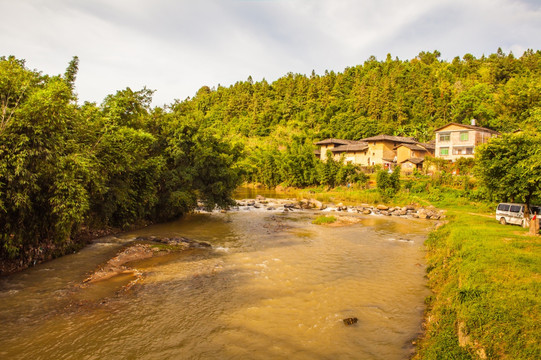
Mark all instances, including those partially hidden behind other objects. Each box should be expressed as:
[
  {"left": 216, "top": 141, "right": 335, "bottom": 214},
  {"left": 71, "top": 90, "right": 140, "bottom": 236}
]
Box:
[{"left": 414, "top": 209, "right": 540, "bottom": 359}]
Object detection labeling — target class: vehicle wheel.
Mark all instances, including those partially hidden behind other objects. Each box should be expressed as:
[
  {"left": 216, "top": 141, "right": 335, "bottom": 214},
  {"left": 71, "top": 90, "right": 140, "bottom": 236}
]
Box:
[{"left": 499, "top": 217, "right": 506, "bottom": 225}]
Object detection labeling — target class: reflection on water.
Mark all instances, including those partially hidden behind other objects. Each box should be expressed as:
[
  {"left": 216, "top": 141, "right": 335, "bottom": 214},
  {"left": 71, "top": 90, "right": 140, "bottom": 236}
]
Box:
[{"left": 0, "top": 210, "right": 432, "bottom": 360}]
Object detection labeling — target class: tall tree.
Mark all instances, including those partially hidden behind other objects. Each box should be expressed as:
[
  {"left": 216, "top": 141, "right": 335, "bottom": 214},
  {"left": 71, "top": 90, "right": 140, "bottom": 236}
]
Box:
[{"left": 475, "top": 131, "right": 541, "bottom": 214}]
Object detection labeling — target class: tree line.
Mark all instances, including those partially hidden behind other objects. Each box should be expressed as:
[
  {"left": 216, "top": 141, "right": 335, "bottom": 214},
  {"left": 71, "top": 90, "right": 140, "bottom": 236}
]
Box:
[
  {"left": 183, "top": 48, "right": 541, "bottom": 144},
  {"left": 0, "top": 56, "right": 242, "bottom": 263}
]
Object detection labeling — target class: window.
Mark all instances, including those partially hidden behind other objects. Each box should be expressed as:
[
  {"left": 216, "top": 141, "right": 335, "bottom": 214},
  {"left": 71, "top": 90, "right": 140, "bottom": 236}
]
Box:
[
  {"left": 439, "top": 133, "right": 450, "bottom": 142},
  {"left": 460, "top": 132, "right": 469, "bottom": 141},
  {"left": 498, "top": 204, "right": 510, "bottom": 211},
  {"left": 453, "top": 147, "right": 473, "bottom": 155},
  {"left": 440, "top": 147, "right": 449, "bottom": 156},
  {"left": 510, "top": 205, "right": 522, "bottom": 213}
]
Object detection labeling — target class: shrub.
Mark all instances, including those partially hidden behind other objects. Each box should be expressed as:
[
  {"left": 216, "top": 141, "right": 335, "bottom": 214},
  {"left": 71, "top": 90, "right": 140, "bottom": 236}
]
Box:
[
  {"left": 312, "top": 215, "right": 337, "bottom": 225},
  {"left": 376, "top": 166, "right": 401, "bottom": 199}
]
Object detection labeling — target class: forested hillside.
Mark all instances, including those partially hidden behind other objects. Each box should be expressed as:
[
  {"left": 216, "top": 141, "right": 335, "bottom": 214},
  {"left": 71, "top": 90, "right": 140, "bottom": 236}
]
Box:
[{"left": 179, "top": 49, "right": 541, "bottom": 144}]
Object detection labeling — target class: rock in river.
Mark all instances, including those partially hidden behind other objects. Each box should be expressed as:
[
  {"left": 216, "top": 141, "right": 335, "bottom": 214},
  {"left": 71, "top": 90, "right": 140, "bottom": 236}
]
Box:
[{"left": 343, "top": 317, "right": 358, "bottom": 326}]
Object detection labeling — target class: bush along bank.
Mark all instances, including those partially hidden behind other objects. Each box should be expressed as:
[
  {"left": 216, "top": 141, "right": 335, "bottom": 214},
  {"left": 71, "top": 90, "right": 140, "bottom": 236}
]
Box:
[{"left": 413, "top": 209, "right": 540, "bottom": 359}]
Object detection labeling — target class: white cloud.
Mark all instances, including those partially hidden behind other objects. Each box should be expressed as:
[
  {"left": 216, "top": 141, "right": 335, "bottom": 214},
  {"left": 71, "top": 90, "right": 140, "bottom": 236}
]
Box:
[{"left": 1, "top": 0, "right": 540, "bottom": 105}]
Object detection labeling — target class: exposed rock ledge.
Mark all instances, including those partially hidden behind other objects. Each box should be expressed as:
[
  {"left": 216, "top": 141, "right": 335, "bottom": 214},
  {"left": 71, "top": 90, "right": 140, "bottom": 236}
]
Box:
[{"left": 82, "top": 237, "right": 211, "bottom": 284}]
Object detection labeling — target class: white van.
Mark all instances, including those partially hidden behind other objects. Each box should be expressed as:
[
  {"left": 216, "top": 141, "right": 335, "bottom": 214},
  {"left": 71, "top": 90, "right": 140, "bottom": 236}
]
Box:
[{"left": 496, "top": 203, "right": 541, "bottom": 226}]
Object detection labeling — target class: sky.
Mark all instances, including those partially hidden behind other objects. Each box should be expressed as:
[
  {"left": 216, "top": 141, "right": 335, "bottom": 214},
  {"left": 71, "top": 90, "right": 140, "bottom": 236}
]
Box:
[{"left": 1, "top": 0, "right": 541, "bottom": 106}]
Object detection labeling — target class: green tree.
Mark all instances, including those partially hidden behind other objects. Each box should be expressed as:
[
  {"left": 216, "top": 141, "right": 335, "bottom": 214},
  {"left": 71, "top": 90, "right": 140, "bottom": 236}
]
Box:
[
  {"left": 156, "top": 115, "right": 243, "bottom": 217},
  {"left": 63, "top": 56, "right": 79, "bottom": 93},
  {"left": 377, "top": 166, "right": 401, "bottom": 199},
  {"left": 0, "top": 59, "right": 86, "bottom": 258},
  {"left": 280, "top": 136, "right": 318, "bottom": 187},
  {"left": 475, "top": 132, "right": 541, "bottom": 213},
  {"left": 318, "top": 151, "right": 340, "bottom": 187}
]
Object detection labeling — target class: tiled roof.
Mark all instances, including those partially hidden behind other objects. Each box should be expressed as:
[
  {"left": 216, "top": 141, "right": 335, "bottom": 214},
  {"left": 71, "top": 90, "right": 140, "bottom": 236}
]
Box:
[
  {"left": 315, "top": 138, "right": 358, "bottom": 145},
  {"left": 419, "top": 142, "right": 435, "bottom": 150},
  {"left": 400, "top": 157, "right": 425, "bottom": 165},
  {"left": 360, "top": 135, "right": 418, "bottom": 143},
  {"left": 394, "top": 143, "right": 427, "bottom": 151},
  {"left": 434, "top": 122, "right": 500, "bottom": 135},
  {"left": 330, "top": 143, "right": 369, "bottom": 152}
]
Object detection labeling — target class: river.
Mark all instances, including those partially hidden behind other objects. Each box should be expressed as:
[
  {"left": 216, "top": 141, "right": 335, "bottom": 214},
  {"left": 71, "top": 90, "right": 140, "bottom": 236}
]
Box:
[{"left": 0, "top": 205, "right": 432, "bottom": 360}]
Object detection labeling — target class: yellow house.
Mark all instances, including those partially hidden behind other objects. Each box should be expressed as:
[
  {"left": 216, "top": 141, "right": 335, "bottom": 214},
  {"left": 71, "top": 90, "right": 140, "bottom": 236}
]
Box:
[
  {"left": 315, "top": 135, "right": 433, "bottom": 168},
  {"left": 435, "top": 121, "right": 499, "bottom": 162},
  {"left": 360, "top": 135, "right": 418, "bottom": 167},
  {"left": 395, "top": 142, "right": 435, "bottom": 164},
  {"left": 400, "top": 158, "right": 425, "bottom": 173},
  {"left": 330, "top": 143, "right": 370, "bottom": 165},
  {"left": 315, "top": 138, "right": 356, "bottom": 161}
]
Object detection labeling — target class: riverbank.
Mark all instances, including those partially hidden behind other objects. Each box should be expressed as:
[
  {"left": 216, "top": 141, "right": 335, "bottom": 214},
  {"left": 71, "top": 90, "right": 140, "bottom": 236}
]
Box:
[
  {"left": 413, "top": 208, "right": 540, "bottom": 359},
  {"left": 0, "top": 225, "right": 143, "bottom": 277}
]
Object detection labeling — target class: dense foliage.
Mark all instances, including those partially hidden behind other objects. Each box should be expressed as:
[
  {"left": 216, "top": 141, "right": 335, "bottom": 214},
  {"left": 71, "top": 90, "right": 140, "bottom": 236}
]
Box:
[
  {"left": 180, "top": 49, "right": 541, "bottom": 145},
  {"left": 475, "top": 131, "right": 541, "bottom": 209},
  {"left": 244, "top": 145, "right": 366, "bottom": 189},
  {"left": 0, "top": 56, "right": 242, "bottom": 263},
  {"left": 376, "top": 165, "right": 401, "bottom": 199}
]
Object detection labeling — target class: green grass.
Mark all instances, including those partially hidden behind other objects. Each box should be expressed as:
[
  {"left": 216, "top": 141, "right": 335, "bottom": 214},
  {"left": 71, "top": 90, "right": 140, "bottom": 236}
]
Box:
[
  {"left": 414, "top": 209, "right": 540, "bottom": 359},
  {"left": 148, "top": 243, "right": 185, "bottom": 252},
  {"left": 312, "top": 215, "right": 337, "bottom": 225}
]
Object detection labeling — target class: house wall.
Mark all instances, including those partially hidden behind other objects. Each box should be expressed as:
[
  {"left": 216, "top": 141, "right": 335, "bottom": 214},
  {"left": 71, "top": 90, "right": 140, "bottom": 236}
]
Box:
[
  {"left": 435, "top": 126, "right": 495, "bottom": 162},
  {"left": 401, "top": 161, "right": 417, "bottom": 174},
  {"left": 356, "top": 151, "right": 370, "bottom": 165},
  {"left": 319, "top": 144, "right": 334, "bottom": 161},
  {"left": 367, "top": 141, "right": 396, "bottom": 165},
  {"left": 335, "top": 150, "right": 369, "bottom": 165},
  {"left": 396, "top": 147, "right": 412, "bottom": 163},
  {"left": 475, "top": 131, "right": 495, "bottom": 145}
]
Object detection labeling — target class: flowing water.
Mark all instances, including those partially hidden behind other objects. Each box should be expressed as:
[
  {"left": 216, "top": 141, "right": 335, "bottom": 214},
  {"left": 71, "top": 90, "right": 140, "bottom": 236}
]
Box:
[{"left": 0, "top": 207, "right": 432, "bottom": 360}]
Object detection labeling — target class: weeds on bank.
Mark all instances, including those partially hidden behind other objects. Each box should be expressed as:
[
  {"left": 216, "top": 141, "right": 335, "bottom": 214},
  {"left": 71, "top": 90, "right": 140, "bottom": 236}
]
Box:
[
  {"left": 415, "top": 211, "right": 540, "bottom": 359},
  {"left": 312, "top": 215, "right": 337, "bottom": 225}
]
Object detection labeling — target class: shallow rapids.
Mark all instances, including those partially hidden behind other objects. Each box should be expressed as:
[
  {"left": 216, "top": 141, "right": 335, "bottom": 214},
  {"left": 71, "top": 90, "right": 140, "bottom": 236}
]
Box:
[{"left": 0, "top": 209, "right": 432, "bottom": 360}]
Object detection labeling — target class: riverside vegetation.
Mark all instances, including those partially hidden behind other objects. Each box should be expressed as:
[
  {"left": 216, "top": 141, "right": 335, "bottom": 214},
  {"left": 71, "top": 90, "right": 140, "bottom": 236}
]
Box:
[{"left": 1, "top": 50, "right": 541, "bottom": 359}]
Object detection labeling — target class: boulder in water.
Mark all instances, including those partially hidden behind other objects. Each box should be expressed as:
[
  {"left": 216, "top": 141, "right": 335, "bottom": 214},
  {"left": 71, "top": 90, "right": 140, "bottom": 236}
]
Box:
[{"left": 343, "top": 317, "right": 358, "bottom": 326}]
